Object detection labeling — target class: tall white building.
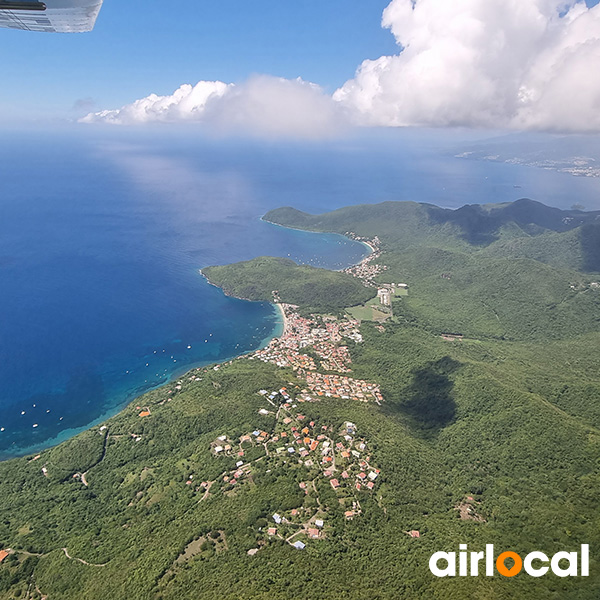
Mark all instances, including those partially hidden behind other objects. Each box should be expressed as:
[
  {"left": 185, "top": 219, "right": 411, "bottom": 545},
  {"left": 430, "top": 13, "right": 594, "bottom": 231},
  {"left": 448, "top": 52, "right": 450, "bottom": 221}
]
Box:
[
  {"left": 377, "top": 288, "right": 391, "bottom": 307},
  {"left": 0, "top": 0, "right": 103, "bottom": 32}
]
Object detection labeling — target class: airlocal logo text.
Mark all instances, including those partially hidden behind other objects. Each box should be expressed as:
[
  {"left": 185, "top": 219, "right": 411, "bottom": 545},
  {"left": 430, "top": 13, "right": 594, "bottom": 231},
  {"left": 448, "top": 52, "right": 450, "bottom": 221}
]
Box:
[{"left": 429, "top": 544, "right": 589, "bottom": 578}]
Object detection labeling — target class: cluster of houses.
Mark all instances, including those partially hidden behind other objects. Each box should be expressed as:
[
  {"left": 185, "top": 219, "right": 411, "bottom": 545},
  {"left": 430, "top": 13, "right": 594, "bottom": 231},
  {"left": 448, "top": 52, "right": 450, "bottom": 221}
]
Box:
[
  {"left": 266, "top": 512, "right": 326, "bottom": 550},
  {"left": 251, "top": 345, "right": 317, "bottom": 371},
  {"left": 246, "top": 305, "right": 382, "bottom": 406},
  {"left": 314, "top": 342, "right": 352, "bottom": 373},
  {"left": 302, "top": 372, "right": 384, "bottom": 405},
  {"left": 210, "top": 434, "right": 239, "bottom": 457},
  {"left": 205, "top": 387, "right": 385, "bottom": 551},
  {"left": 257, "top": 309, "right": 362, "bottom": 358},
  {"left": 341, "top": 235, "right": 387, "bottom": 285}
]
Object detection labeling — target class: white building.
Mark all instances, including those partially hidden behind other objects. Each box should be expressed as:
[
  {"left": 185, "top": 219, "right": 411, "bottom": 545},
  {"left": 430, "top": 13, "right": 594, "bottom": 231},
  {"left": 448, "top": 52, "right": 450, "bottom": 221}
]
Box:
[{"left": 377, "top": 288, "right": 391, "bottom": 306}]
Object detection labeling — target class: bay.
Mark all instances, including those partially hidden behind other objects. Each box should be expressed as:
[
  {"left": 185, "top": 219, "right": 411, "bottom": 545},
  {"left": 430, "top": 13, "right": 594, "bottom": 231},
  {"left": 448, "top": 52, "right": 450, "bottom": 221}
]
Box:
[{"left": 1, "top": 127, "right": 600, "bottom": 458}]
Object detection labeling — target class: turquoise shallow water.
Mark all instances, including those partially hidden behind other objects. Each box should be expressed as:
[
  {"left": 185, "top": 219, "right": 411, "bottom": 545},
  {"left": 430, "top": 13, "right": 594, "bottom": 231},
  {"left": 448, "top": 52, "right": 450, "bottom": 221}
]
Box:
[
  {"left": 0, "top": 132, "right": 370, "bottom": 458},
  {"left": 2, "top": 128, "right": 600, "bottom": 459}
]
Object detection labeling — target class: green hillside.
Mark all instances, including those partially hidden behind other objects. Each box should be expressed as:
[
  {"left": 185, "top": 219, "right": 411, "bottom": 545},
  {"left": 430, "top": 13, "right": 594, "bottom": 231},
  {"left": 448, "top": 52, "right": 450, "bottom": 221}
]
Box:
[
  {"left": 265, "top": 202, "right": 470, "bottom": 251},
  {"left": 203, "top": 256, "right": 375, "bottom": 311},
  {"left": 1, "top": 199, "right": 599, "bottom": 599},
  {"left": 266, "top": 201, "right": 600, "bottom": 340},
  {"left": 1, "top": 328, "right": 599, "bottom": 599},
  {"left": 265, "top": 198, "right": 600, "bottom": 271},
  {"left": 383, "top": 250, "right": 599, "bottom": 340}
]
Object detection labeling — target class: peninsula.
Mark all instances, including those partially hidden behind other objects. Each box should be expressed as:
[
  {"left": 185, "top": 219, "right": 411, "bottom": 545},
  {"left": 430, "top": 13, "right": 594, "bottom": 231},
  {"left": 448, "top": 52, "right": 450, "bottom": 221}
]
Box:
[{"left": 0, "top": 199, "right": 599, "bottom": 599}]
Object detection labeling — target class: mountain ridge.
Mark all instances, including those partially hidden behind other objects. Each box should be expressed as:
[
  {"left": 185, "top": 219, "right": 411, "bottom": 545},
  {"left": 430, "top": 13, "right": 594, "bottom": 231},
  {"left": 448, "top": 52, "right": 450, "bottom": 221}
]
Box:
[{"left": 265, "top": 198, "right": 600, "bottom": 273}]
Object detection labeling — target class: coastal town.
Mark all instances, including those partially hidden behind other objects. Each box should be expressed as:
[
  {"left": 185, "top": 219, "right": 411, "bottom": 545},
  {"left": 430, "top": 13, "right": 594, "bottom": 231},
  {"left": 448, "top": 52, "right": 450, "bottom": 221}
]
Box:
[
  {"left": 194, "top": 237, "right": 394, "bottom": 552},
  {"left": 6, "top": 234, "right": 404, "bottom": 578},
  {"left": 249, "top": 306, "right": 384, "bottom": 404},
  {"left": 342, "top": 234, "right": 387, "bottom": 284},
  {"left": 244, "top": 234, "right": 405, "bottom": 406}
]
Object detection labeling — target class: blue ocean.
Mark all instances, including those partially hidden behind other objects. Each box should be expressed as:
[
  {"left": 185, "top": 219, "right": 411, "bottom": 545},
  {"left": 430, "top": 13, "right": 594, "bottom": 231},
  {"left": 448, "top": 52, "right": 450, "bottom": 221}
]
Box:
[{"left": 2, "top": 127, "right": 600, "bottom": 459}]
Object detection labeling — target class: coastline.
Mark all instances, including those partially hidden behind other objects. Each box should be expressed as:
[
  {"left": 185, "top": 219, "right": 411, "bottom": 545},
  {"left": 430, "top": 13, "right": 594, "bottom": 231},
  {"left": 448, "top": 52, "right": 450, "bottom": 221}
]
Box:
[
  {"left": 261, "top": 215, "right": 374, "bottom": 271},
  {"left": 0, "top": 303, "right": 284, "bottom": 462},
  {"left": 359, "top": 239, "right": 376, "bottom": 253},
  {"left": 2, "top": 220, "right": 369, "bottom": 462},
  {"left": 274, "top": 301, "right": 288, "bottom": 336}
]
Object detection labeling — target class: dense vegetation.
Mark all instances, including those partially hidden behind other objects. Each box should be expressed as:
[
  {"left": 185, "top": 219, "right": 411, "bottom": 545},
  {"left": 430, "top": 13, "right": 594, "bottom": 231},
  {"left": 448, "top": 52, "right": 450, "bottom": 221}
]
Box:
[
  {"left": 203, "top": 256, "right": 375, "bottom": 311},
  {"left": 266, "top": 200, "right": 600, "bottom": 341},
  {"left": 1, "top": 199, "right": 599, "bottom": 599},
  {"left": 265, "top": 198, "right": 600, "bottom": 267}
]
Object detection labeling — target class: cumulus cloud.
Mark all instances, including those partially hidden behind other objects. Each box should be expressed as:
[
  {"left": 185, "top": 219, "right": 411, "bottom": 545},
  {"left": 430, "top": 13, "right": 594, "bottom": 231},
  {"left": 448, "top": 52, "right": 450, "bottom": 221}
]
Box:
[
  {"left": 80, "top": 80, "right": 231, "bottom": 125},
  {"left": 334, "top": 0, "right": 600, "bottom": 132},
  {"left": 81, "top": 0, "right": 600, "bottom": 134},
  {"left": 81, "top": 75, "right": 343, "bottom": 138}
]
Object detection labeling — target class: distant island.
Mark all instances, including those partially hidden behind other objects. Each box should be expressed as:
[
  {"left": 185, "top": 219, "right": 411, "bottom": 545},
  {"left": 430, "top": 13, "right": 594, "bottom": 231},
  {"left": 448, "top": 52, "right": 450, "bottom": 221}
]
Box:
[
  {"left": 457, "top": 150, "right": 600, "bottom": 178},
  {"left": 455, "top": 133, "right": 600, "bottom": 178},
  {"left": 0, "top": 199, "right": 599, "bottom": 599}
]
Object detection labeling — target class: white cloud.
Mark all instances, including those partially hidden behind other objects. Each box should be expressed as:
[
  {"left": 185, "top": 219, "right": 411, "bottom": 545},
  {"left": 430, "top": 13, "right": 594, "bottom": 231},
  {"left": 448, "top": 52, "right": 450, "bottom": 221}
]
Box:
[
  {"left": 81, "top": 0, "right": 600, "bottom": 134},
  {"left": 334, "top": 0, "right": 600, "bottom": 132},
  {"left": 80, "top": 80, "right": 231, "bottom": 125},
  {"left": 81, "top": 75, "right": 343, "bottom": 138},
  {"left": 203, "top": 75, "right": 344, "bottom": 139}
]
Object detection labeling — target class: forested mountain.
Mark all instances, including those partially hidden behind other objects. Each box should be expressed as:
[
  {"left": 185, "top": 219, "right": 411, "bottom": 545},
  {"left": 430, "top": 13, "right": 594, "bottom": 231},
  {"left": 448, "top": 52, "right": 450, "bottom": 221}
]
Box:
[
  {"left": 265, "top": 198, "right": 600, "bottom": 270},
  {"left": 1, "top": 200, "right": 599, "bottom": 599}
]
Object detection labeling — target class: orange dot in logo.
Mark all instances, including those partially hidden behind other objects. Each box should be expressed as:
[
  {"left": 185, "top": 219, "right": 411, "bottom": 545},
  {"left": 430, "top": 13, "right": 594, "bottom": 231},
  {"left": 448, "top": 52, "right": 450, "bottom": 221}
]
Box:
[{"left": 496, "top": 551, "right": 523, "bottom": 577}]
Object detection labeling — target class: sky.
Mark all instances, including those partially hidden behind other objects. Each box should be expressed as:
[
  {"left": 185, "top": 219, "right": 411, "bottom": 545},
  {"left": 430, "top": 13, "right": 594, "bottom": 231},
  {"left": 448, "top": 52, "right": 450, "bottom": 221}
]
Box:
[
  {"left": 0, "top": 1, "right": 396, "bottom": 119},
  {"left": 1, "top": 0, "right": 600, "bottom": 134}
]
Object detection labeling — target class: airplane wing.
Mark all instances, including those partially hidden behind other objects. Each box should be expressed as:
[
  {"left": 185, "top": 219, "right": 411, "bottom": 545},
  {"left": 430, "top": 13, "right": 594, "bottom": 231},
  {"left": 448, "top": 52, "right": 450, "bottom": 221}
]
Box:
[{"left": 0, "top": 0, "right": 103, "bottom": 32}]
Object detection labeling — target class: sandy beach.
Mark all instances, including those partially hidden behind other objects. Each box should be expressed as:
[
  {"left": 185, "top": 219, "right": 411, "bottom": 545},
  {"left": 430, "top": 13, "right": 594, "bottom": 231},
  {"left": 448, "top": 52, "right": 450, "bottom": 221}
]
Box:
[{"left": 274, "top": 302, "right": 289, "bottom": 337}]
